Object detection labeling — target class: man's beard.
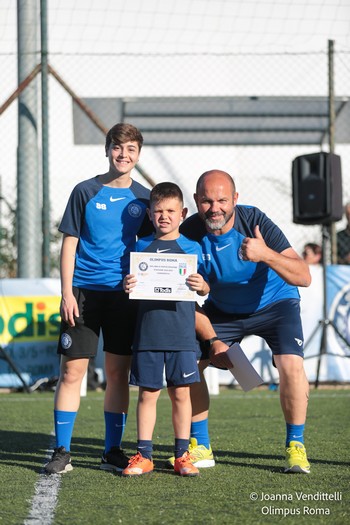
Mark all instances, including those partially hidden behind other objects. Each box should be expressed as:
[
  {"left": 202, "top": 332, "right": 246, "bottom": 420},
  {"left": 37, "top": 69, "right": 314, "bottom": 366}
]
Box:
[{"left": 204, "top": 211, "right": 233, "bottom": 231}]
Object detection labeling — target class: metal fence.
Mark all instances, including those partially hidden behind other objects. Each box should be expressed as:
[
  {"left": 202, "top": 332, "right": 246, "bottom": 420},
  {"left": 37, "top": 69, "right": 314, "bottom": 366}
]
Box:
[{"left": 0, "top": 4, "right": 349, "bottom": 278}]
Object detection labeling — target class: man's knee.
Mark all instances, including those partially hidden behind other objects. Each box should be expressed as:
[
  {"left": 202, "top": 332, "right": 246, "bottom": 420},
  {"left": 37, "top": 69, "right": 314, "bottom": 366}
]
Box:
[{"left": 274, "top": 354, "right": 306, "bottom": 379}]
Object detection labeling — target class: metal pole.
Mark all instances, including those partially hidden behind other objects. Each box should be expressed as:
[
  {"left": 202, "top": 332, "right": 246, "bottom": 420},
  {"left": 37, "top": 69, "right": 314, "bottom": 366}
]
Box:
[
  {"left": 328, "top": 40, "right": 335, "bottom": 155},
  {"left": 314, "top": 226, "right": 329, "bottom": 388},
  {"left": 328, "top": 39, "right": 337, "bottom": 264},
  {"left": 314, "top": 40, "right": 337, "bottom": 387},
  {"left": 41, "top": 0, "right": 50, "bottom": 276},
  {"left": 17, "top": 0, "right": 41, "bottom": 277}
]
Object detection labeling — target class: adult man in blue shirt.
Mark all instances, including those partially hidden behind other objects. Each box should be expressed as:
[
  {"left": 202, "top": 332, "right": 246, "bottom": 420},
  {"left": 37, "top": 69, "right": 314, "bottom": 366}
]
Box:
[{"left": 179, "top": 169, "right": 312, "bottom": 474}]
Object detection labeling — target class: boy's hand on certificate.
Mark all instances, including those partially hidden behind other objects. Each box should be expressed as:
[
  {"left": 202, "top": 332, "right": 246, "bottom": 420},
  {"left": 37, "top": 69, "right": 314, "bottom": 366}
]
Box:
[
  {"left": 123, "top": 274, "right": 137, "bottom": 294},
  {"left": 186, "top": 273, "right": 210, "bottom": 297}
]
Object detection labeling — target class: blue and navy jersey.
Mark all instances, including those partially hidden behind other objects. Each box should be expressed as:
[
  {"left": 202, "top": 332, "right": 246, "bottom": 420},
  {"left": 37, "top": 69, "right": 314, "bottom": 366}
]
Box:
[
  {"left": 132, "top": 234, "right": 205, "bottom": 352},
  {"left": 59, "top": 176, "right": 152, "bottom": 291},
  {"left": 180, "top": 205, "right": 300, "bottom": 314}
]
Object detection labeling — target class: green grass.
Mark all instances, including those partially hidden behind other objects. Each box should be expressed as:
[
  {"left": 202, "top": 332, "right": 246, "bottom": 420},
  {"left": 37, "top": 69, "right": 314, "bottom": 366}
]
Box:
[{"left": 0, "top": 388, "right": 349, "bottom": 524}]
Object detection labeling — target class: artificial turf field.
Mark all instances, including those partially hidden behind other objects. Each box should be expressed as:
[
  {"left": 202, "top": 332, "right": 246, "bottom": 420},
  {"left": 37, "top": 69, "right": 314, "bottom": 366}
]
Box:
[{"left": 0, "top": 387, "right": 349, "bottom": 525}]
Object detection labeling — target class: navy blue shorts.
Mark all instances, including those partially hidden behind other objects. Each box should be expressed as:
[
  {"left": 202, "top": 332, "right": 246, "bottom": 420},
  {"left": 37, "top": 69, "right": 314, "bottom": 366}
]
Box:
[
  {"left": 57, "top": 287, "right": 138, "bottom": 358},
  {"left": 130, "top": 350, "right": 200, "bottom": 389},
  {"left": 200, "top": 299, "right": 304, "bottom": 362}
]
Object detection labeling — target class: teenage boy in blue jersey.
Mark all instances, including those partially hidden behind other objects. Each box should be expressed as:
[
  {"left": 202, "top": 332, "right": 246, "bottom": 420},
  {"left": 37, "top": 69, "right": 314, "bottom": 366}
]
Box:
[
  {"left": 122, "top": 182, "right": 210, "bottom": 477},
  {"left": 45, "top": 123, "right": 153, "bottom": 474},
  {"left": 177, "top": 169, "right": 312, "bottom": 474}
]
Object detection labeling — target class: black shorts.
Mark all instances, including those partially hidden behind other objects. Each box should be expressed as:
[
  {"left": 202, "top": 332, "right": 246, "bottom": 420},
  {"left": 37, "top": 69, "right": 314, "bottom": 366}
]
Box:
[{"left": 57, "top": 288, "right": 138, "bottom": 358}]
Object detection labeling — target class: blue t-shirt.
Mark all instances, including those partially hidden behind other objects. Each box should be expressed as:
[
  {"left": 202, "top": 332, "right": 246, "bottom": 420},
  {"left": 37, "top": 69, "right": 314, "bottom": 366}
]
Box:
[
  {"left": 132, "top": 234, "right": 206, "bottom": 351},
  {"left": 180, "top": 205, "right": 300, "bottom": 314},
  {"left": 59, "top": 176, "right": 152, "bottom": 290}
]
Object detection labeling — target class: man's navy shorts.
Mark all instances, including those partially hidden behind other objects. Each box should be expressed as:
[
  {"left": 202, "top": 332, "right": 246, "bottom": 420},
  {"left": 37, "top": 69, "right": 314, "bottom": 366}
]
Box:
[{"left": 200, "top": 298, "right": 304, "bottom": 361}]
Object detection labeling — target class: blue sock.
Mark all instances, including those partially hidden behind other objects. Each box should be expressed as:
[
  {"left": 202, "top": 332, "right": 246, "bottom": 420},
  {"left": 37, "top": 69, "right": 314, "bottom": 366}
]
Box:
[
  {"left": 191, "top": 419, "right": 210, "bottom": 448},
  {"left": 54, "top": 410, "right": 77, "bottom": 452},
  {"left": 174, "top": 438, "right": 190, "bottom": 459},
  {"left": 104, "top": 411, "right": 127, "bottom": 453},
  {"left": 286, "top": 423, "right": 305, "bottom": 446},
  {"left": 137, "top": 440, "right": 153, "bottom": 460}
]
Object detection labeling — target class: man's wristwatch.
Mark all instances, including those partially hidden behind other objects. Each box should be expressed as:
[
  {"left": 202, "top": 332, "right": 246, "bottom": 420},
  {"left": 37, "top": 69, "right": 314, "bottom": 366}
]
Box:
[{"left": 204, "top": 336, "right": 219, "bottom": 349}]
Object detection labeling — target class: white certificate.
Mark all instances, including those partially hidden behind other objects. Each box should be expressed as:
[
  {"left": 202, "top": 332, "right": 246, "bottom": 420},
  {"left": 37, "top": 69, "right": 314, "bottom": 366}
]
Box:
[
  {"left": 227, "top": 343, "right": 264, "bottom": 392},
  {"left": 129, "top": 252, "right": 198, "bottom": 301}
]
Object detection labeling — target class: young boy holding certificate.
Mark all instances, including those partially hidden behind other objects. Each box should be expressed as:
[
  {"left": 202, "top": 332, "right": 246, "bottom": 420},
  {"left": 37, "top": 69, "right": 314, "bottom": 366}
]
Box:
[{"left": 122, "top": 182, "right": 209, "bottom": 477}]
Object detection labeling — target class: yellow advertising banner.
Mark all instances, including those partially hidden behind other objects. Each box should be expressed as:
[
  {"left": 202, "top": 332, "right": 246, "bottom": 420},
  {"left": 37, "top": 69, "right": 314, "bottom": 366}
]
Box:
[{"left": 0, "top": 296, "right": 61, "bottom": 345}]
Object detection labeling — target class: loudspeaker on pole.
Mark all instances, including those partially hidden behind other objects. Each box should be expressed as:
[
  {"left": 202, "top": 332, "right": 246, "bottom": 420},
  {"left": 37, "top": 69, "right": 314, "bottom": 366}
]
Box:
[{"left": 292, "top": 152, "right": 343, "bottom": 225}]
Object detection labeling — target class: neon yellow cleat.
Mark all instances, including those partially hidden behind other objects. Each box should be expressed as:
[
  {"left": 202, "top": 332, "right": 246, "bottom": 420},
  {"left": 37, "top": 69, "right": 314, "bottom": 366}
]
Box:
[
  {"left": 284, "top": 441, "right": 310, "bottom": 474},
  {"left": 165, "top": 437, "right": 215, "bottom": 469}
]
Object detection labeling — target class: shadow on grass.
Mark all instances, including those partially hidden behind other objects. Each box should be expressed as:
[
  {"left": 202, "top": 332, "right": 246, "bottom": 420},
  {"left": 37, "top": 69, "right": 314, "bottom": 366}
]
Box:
[
  {"left": 0, "top": 430, "right": 177, "bottom": 473},
  {"left": 214, "top": 448, "right": 350, "bottom": 470},
  {"left": 1, "top": 430, "right": 349, "bottom": 475},
  {"left": 0, "top": 429, "right": 104, "bottom": 473}
]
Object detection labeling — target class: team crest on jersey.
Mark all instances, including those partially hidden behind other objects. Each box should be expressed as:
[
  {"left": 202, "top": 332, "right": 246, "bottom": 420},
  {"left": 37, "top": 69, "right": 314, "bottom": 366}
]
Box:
[
  {"left": 61, "top": 332, "right": 72, "bottom": 350},
  {"left": 329, "top": 283, "right": 350, "bottom": 355},
  {"left": 238, "top": 246, "right": 244, "bottom": 260},
  {"left": 178, "top": 262, "right": 187, "bottom": 275},
  {"left": 128, "top": 203, "right": 142, "bottom": 218}
]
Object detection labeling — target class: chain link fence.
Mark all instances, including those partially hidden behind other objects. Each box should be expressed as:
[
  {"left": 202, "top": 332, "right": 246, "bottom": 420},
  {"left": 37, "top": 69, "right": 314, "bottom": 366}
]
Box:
[{"left": 0, "top": 18, "right": 349, "bottom": 276}]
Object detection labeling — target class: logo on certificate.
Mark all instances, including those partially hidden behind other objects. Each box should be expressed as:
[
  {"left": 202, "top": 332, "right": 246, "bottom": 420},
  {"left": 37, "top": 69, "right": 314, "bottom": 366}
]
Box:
[
  {"left": 138, "top": 261, "right": 148, "bottom": 271},
  {"left": 178, "top": 262, "right": 187, "bottom": 276},
  {"left": 154, "top": 287, "right": 172, "bottom": 294}
]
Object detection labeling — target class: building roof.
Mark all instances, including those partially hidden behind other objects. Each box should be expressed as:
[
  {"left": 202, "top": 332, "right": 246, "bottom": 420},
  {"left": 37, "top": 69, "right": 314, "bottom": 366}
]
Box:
[{"left": 73, "top": 95, "right": 350, "bottom": 146}]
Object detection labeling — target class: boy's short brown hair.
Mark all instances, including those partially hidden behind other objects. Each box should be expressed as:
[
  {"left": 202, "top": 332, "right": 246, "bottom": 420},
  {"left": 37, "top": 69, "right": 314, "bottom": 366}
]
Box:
[
  {"left": 105, "top": 122, "right": 144, "bottom": 154},
  {"left": 150, "top": 182, "right": 184, "bottom": 206}
]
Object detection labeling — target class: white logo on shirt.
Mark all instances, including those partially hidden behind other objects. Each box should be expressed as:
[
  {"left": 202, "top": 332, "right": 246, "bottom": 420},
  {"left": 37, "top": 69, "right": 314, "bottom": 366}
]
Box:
[
  {"left": 216, "top": 243, "right": 232, "bottom": 252},
  {"left": 110, "top": 197, "right": 126, "bottom": 202},
  {"left": 157, "top": 248, "right": 171, "bottom": 253},
  {"left": 96, "top": 202, "right": 107, "bottom": 210},
  {"left": 294, "top": 338, "right": 303, "bottom": 346}
]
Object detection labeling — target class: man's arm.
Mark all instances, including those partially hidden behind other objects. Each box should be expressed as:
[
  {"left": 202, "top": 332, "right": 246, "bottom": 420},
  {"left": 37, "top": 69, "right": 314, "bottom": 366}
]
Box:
[
  {"left": 195, "top": 303, "right": 220, "bottom": 339},
  {"left": 195, "top": 304, "right": 231, "bottom": 368},
  {"left": 241, "top": 225, "right": 311, "bottom": 287}
]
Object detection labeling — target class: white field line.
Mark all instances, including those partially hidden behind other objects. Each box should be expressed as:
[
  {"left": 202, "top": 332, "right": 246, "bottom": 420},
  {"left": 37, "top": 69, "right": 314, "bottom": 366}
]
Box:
[{"left": 24, "top": 434, "right": 60, "bottom": 525}]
